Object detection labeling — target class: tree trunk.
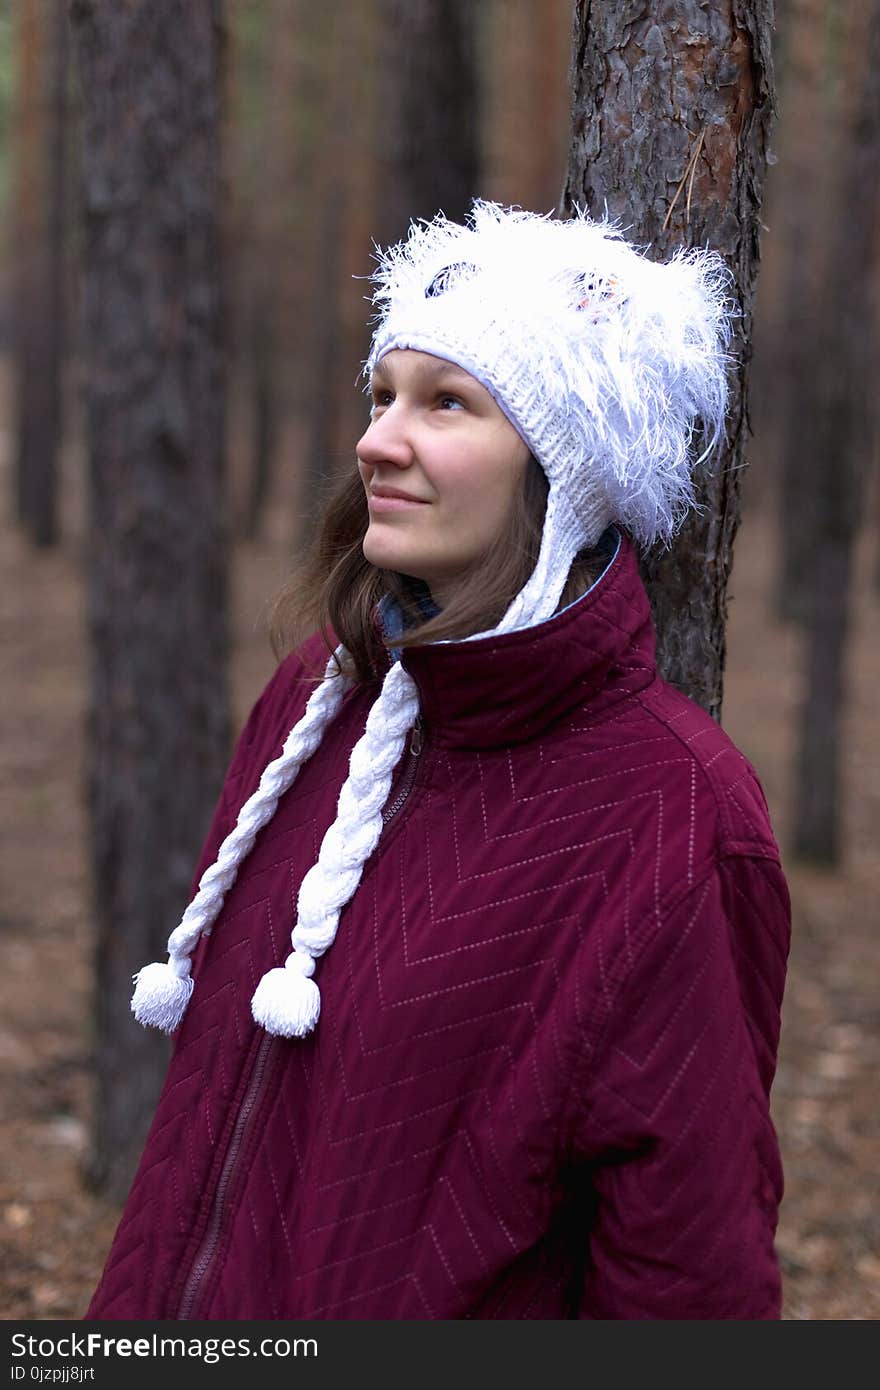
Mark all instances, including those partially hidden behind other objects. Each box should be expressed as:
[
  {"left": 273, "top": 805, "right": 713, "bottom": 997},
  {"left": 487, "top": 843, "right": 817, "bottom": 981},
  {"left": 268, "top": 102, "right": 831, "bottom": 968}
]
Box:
[
  {"left": 41, "top": 0, "right": 69, "bottom": 544},
  {"left": 773, "top": 0, "right": 857, "bottom": 623},
  {"left": 237, "top": 0, "right": 295, "bottom": 541},
  {"left": 791, "top": 0, "right": 880, "bottom": 864},
  {"left": 373, "top": 0, "right": 481, "bottom": 251},
  {"left": 296, "top": 3, "right": 381, "bottom": 537},
  {"left": 302, "top": 169, "right": 348, "bottom": 533},
  {"left": 12, "top": 0, "right": 66, "bottom": 547},
  {"left": 243, "top": 290, "right": 277, "bottom": 540},
  {"left": 560, "top": 0, "right": 776, "bottom": 721},
  {"left": 875, "top": 452, "right": 880, "bottom": 596},
  {"left": 69, "top": 0, "right": 232, "bottom": 1200},
  {"left": 320, "top": 0, "right": 482, "bottom": 532}
]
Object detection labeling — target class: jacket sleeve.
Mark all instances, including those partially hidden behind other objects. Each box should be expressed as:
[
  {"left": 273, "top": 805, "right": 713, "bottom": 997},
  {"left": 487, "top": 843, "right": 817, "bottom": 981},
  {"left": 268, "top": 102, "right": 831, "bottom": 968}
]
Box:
[{"left": 567, "top": 852, "right": 791, "bottom": 1319}]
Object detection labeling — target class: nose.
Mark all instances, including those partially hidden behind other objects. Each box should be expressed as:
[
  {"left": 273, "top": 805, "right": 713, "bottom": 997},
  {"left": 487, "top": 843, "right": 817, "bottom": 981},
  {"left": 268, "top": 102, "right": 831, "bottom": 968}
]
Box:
[{"left": 355, "top": 402, "right": 414, "bottom": 471}]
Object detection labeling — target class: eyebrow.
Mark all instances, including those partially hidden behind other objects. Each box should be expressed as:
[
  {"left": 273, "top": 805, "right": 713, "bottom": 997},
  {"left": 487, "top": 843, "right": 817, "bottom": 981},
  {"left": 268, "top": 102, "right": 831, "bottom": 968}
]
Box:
[{"left": 370, "top": 359, "right": 476, "bottom": 390}]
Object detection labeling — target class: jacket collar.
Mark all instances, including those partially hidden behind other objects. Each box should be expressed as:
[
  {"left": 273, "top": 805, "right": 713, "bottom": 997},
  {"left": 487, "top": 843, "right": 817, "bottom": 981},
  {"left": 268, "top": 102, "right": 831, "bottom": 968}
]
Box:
[{"left": 388, "top": 527, "right": 657, "bottom": 750}]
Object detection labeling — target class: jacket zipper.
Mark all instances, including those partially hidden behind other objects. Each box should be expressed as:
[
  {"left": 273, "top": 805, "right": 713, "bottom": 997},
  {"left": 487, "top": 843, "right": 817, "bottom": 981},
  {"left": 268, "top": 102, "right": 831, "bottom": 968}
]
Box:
[
  {"left": 175, "top": 1030, "right": 278, "bottom": 1319},
  {"left": 174, "top": 716, "right": 425, "bottom": 1317},
  {"left": 381, "top": 716, "right": 424, "bottom": 825}
]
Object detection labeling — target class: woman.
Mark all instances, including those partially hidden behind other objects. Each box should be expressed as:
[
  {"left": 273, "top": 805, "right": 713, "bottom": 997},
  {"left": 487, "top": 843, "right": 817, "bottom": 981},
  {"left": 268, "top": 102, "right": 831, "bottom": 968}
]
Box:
[{"left": 87, "top": 201, "right": 791, "bottom": 1320}]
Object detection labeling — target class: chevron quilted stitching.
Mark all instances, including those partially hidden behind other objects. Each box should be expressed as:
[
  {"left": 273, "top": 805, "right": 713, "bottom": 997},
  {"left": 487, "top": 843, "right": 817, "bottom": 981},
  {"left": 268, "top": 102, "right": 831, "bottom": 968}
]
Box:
[
  {"left": 726, "top": 890, "right": 789, "bottom": 1009},
  {"left": 662, "top": 1067, "right": 770, "bottom": 1275},
  {"left": 562, "top": 855, "right": 786, "bottom": 1312},
  {"left": 608, "top": 875, "right": 716, "bottom": 1071},
  {"left": 86, "top": 535, "right": 789, "bottom": 1320}
]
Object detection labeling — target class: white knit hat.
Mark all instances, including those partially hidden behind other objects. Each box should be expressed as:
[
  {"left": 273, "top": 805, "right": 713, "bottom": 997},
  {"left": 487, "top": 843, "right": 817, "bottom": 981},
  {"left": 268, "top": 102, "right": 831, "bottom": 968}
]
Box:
[{"left": 131, "top": 200, "right": 736, "bottom": 1038}]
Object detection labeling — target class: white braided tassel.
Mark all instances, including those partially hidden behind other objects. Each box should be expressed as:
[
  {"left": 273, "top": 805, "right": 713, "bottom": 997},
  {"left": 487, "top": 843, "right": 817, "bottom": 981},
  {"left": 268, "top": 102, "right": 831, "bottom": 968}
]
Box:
[
  {"left": 246, "top": 948, "right": 320, "bottom": 1038},
  {"left": 131, "top": 647, "right": 355, "bottom": 1032},
  {"left": 251, "top": 660, "right": 421, "bottom": 1038},
  {"left": 130, "top": 957, "right": 194, "bottom": 1034}
]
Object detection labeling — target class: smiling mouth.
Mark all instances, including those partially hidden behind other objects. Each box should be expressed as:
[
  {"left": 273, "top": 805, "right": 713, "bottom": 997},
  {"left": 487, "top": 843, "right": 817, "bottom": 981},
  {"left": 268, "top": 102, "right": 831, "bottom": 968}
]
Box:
[
  {"left": 368, "top": 490, "right": 430, "bottom": 510},
  {"left": 371, "top": 485, "right": 429, "bottom": 501}
]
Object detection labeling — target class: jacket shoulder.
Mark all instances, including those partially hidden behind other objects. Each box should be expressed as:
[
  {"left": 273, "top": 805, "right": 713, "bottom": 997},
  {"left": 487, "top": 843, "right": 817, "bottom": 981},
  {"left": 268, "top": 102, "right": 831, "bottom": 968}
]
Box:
[{"left": 635, "top": 676, "right": 781, "bottom": 862}]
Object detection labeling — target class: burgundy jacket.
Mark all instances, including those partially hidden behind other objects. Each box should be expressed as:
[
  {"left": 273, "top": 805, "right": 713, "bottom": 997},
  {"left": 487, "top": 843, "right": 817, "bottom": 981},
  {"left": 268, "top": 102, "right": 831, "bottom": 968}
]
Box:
[{"left": 86, "top": 530, "right": 790, "bottom": 1320}]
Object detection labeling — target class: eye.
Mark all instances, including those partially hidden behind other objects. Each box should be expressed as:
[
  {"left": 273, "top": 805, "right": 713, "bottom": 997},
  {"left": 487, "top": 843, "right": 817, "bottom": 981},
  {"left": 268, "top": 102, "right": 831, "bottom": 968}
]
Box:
[
  {"left": 437, "top": 394, "right": 463, "bottom": 411},
  {"left": 370, "top": 388, "right": 393, "bottom": 413}
]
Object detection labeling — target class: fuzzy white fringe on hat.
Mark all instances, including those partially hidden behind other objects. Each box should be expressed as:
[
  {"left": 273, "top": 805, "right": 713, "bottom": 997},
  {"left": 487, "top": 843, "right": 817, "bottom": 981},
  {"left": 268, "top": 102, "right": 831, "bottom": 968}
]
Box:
[
  {"left": 132, "top": 199, "right": 737, "bottom": 1040},
  {"left": 366, "top": 199, "right": 736, "bottom": 631}
]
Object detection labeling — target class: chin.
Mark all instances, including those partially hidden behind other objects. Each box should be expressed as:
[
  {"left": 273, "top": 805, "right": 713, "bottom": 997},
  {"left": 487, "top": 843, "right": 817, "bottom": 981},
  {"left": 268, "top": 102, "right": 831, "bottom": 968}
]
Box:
[{"left": 363, "top": 534, "right": 406, "bottom": 574}]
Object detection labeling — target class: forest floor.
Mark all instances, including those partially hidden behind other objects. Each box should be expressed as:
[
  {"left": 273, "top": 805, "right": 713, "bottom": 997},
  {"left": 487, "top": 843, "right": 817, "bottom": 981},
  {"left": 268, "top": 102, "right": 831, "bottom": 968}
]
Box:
[{"left": 1, "top": 410, "right": 878, "bottom": 1320}]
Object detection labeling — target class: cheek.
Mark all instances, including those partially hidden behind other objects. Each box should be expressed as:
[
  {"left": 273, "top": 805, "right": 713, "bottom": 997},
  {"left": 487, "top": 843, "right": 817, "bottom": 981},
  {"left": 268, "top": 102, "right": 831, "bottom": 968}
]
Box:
[
  {"left": 473, "top": 462, "right": 524, "bottom": 524},
  {"left": 442, "top": 452, "right": 510, "bottom": 504}
]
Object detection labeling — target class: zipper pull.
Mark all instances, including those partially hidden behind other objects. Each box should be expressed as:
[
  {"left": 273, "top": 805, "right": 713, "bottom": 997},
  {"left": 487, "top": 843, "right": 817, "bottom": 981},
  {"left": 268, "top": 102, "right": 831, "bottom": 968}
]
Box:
[{"left": 410, "top": 716, "right": 424, "bottom": 757}]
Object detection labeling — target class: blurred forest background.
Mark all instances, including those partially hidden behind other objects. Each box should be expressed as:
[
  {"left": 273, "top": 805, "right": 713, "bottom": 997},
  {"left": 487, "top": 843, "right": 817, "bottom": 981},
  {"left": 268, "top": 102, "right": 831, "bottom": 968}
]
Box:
[{"left": 1, "top": 0, "right": 878, "bottom": 1320}]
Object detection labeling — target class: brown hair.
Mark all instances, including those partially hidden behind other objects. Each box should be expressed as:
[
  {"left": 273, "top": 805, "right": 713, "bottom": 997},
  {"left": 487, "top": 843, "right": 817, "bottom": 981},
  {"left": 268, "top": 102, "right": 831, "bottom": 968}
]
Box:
[{"left": 270, "top": 457, "right": 611, "bottom": 685}]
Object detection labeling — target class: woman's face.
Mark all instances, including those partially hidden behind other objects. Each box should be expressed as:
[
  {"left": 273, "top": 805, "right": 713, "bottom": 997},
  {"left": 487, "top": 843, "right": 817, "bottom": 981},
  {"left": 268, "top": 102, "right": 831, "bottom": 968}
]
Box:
[{"left": 356, "top": 349, "right": 531, "bottom": 606}]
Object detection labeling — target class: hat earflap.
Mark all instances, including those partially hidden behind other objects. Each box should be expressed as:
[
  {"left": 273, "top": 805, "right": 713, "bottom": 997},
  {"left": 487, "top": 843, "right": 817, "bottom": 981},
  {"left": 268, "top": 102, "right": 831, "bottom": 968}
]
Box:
[
  {"left": 251, "top": 660, "right": 421, "bottom": 1037},
  {"left": 131, "top": 647, "right": 355, "bottom": 1033}
]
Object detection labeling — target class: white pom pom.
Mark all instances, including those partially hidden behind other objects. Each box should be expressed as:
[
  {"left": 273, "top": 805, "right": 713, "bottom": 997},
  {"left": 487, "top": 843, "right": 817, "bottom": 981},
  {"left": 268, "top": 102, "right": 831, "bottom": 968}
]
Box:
[
  {"left": 251, "top": 953, "right": 321, "bottom": 1038},
  {"left": 131, "top": 961, "right": 194, "bottom": 1033}
]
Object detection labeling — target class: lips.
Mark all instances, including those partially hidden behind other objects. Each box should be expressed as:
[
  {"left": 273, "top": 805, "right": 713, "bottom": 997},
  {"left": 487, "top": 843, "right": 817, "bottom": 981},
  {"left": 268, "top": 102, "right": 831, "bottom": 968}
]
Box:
[
  {"left": 370, "top": 487, "right": 429, "bottom": 503},
  {"left": 368, "top": 486, "right": 431, "bottom": 514}
]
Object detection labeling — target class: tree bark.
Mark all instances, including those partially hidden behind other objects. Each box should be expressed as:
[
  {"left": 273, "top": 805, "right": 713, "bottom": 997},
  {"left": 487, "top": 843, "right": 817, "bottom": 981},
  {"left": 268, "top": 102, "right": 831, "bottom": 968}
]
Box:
[
  {"left": 12, "top": 0, "right": 66, "bottom": 547},
  {"left": 43, "top": 0, "right": 69, "bottom": 544},
  {"left": 69, "top": 0, "right": 232, "bottom": 1199},
  {"left": 560, "top": 0, "right": 776, "bottom": 721},
  {"left": 297, "top": 2, "right": 382, "bottom": 536},
  {"left": 772, "top": 0, "right": 863, "bottom": 623},
  {"left": 791, "top": 0, "right": 880, "bottom": 864},
  {"left": 236, "top": 0, "right": 296, "bottom": 541}
]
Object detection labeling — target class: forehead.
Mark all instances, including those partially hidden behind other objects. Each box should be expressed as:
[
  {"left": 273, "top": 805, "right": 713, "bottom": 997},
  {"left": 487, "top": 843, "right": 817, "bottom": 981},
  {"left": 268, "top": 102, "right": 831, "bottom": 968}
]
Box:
[{"left": 371, "top": 350, "right": 476, "bottom": 387}]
